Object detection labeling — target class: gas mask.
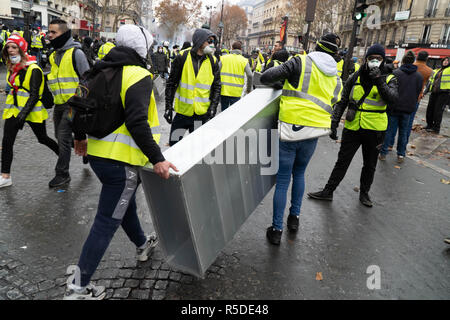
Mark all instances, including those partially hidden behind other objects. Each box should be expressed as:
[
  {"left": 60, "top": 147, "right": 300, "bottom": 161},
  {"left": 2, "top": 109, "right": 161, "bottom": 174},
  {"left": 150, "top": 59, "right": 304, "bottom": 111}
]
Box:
[
  {"left": 10, "top": 55, "right": 21, "bottom": 64},
  {"left": 203, "top": 44, "right": 215, "bottom": 55},
  {"left": 368, "top": 59, "right": 382, "bottom": 69}
]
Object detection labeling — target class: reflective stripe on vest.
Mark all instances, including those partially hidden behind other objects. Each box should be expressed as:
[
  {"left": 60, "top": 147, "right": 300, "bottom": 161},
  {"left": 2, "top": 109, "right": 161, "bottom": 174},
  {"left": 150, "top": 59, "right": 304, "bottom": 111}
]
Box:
[
  {"left": 87, "top": 66, "right": 160, "bottom": 167},
  {"left": 48, "top": 48, "right": 79, "bottom": 105},
  {"left": 3, "top": 63, "right": 48, "bottom": 123},
  {"left": 220, "top": 53, "right": 248, "bottom": 97},
  {"left": 345, "top": 74, "right": 394, "bottom": 131},
  {"left": 98, "top": 42, "right": 115, "bottom": 60},
  {"left": 279, "top": 55, "right": 343, "bottom": 128},
  {"left": 31, "top": 35, "right": 43, "bottom": 48},
  {"left": 174, "top": 51, "right": 214, "bottom": 116}
]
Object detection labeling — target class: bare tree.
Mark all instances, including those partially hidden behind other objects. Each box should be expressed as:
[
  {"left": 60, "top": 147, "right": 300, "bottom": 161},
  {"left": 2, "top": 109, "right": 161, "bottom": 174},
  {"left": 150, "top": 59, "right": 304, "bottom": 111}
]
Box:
[
  {"left": 210, "top": 4, "right": 248, "bottom": 48},
  {"left": 154, "top": 0, "right": 202, "bottom": 41}
]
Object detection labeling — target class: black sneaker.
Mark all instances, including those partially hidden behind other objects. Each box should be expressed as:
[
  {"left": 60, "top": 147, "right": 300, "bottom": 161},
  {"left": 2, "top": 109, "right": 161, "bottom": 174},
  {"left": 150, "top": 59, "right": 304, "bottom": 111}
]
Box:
[
  {"left": 308, "top": 189, "right": 333, "bottom": 201},
  {"left": 49, "top": 175, "right": 71, "bottom": 188},
  {"left": 266, "top": 226, "right": 282, "bottom": 245},
  {"left": 287, "top": 215, "right": 299, "bottom": 232},
  {"left": 82, "top": 156, "right": 89, "bottom": 164},
  {"left": 359, "top": 192, "right": 373, "bottom": 207}
]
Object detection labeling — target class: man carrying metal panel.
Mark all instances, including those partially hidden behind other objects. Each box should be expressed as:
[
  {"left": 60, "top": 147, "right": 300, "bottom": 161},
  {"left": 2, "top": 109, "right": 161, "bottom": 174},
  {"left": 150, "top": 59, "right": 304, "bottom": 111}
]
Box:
[
  {"left": 261, "top": 33, "right": 343, "bottom": 245},
  {"left": 164, "top": 28, "right": 221, "bottom": 146}
]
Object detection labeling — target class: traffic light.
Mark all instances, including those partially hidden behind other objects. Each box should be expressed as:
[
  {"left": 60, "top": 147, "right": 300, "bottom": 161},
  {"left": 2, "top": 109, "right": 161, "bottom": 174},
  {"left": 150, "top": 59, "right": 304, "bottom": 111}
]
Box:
[
  {"left": 298, "top": 34, "right": 303, "bottom": 43},
  {"left": 353, "top": 0, "right": 368, "bottom": 21}
]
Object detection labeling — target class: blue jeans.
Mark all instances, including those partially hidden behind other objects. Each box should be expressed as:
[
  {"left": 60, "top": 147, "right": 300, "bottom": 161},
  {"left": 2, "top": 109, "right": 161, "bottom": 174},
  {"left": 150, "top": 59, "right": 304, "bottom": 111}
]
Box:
[
  {"left": 77, "top": 159, "right": 146, "bottom": 286},
  {"left": 406, "top": 102, "right": 420, "bottom": 143},
  {"left": 272, "top": 138, "right": 318, "bottom": 230},
  {"left": 220, "top": 95, "right": 241, "bottom": 111},
  {"left": 381, "top": 113, "right": 410, "bottom": 157}
]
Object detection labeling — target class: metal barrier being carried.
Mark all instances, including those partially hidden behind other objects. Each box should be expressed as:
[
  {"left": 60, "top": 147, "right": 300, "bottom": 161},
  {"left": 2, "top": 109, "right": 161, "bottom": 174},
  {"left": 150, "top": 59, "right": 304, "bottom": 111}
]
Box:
[{"left": 140, "top": 88, "right": 282, "bottom": 277}]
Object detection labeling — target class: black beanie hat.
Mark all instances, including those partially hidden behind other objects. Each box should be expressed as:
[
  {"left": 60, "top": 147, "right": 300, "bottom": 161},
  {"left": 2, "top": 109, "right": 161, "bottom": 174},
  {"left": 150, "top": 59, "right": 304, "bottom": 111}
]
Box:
[
  {"left": 315, "top": 33, "right": 341, "bottom": 55},
  {"left": 366, "top": 44, "right": 385, "bottom": 60}
]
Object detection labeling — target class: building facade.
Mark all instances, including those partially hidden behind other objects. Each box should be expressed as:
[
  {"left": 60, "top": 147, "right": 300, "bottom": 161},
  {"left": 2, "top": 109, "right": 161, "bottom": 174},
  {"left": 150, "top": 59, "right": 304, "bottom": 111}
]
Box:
[{"left": 337, "top": 0, "right": 450, "bottom": 67}]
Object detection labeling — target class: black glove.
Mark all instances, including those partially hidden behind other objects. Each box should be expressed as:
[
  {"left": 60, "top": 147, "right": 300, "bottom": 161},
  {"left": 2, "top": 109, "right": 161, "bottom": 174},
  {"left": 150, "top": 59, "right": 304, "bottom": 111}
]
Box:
[
  {"left": 206, "top": 106, "right": 217, "bottom": 120},
  {"left": 164, "top": 108, "right": 173, "bottom": 124},
  {"left": 368, "top": 67, "right": 382, "bottom": 81},
  {"left": 329, "top": 120, "right": 339, "bottom": 140}
]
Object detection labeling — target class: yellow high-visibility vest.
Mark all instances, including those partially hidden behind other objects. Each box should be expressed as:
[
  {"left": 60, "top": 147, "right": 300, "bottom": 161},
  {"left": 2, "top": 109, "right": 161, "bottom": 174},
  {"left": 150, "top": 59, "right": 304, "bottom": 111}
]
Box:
[
  {"left": 345, "top": 74, "right": 395, "bottom": 131},
  {"left": 87, "top": 66, "right": 160, "bottom": 167},
  {"left": 98, "top": 42, "right": 115, "bottom": 60},
  {"left": 3, "top": 63, "right": 48, "bottom": 123},
  {"left": 48, "top": 47, "right": 79, "bottom": 105},
  {"left": 31, "top": 35, "right": 43, "bottom": 49},
  {"left": 337, "top": 59, "right": 344, "bottom": 78},
  {"left": 174, "top": 51, "right": 215, "bottom": 116},
  {"left": 280, "top": 55, "right": 343, "bottom": 128},
  {"left": 220, "top": 53, "right": 248, "bottom": 97},
  {"left": 250, "top": 57, "right": 262, "bottom": 72}
]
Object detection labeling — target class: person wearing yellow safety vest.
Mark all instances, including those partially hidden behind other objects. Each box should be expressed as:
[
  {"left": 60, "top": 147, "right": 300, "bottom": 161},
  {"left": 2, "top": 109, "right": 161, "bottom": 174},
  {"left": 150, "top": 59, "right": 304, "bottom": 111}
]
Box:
[
  {"left": 64, "top": 25, "right": 178, "bottom": 300},
  {"left": 97, "top": 40, "right": 115, "bottom": 60},
  {"left": 30, "top": 28, "right": 44, "bottom": 66},
  {"left": 219, "top": 41, "right": 253, "bottom": 111},
  {"left": 308, "top": 44, "right": 399, "bottom": 208},
  {"left": 424, "top": 56, "right": 450, "bottom": 134},
  {"left": 165, "top": 28, "right": 221, "bottom": 146},
  {"left": 0, "top": 34, "right": 59, "bottom": 188},
  {"left": 249, "top": 49, "right": 262, "bottom": 72},
  {"left": 265, "top": 40, "right": 284, "bottom": 71},
  {"left": 47, "top": 19, "right": 90, "bottom": 188},
  {"left": 0, "top": 26, "right": 11, "bottom": 62},
  {"left": 261, "top": 33, "right": 343, "bottom": 245},
  {"left": 163, "top": 41, "right": 171, "bottom": 64}
]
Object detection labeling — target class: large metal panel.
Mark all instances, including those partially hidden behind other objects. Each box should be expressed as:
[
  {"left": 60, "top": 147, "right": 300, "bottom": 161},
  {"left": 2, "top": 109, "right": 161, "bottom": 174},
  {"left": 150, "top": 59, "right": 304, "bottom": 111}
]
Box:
[{"left": 140, "top": 88, "right": 282, "bottom": 277}]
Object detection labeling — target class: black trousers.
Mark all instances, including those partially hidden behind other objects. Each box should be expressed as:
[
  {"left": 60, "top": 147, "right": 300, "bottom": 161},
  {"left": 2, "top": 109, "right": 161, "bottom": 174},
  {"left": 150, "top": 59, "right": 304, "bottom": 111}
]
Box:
[
  {"left": 169, "top": 113, "right": 209, "bottom": 146},
  {"left": 1, "top": 117, "right": 59, "bottom": 174},
  {"left": 426, "top": 92, "right": 450, "bottom": 131},
  {"left": 324, "top": 128, "right": 385, "bottom": 194}
]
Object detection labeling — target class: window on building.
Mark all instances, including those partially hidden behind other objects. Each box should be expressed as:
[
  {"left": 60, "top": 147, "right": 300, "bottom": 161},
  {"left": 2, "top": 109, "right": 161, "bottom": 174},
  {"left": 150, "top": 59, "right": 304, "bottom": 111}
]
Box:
[
  {"left": 375, "top": 30, "right": 381, "bottom": 43},
  {"left": 406, "top": 0, "right": 414, "bottom": 11},
  {"left": 426, "top": 0, "right": 439, "bottom": 16},
  {"left": 401, "top": 26, "right": 407, "bottom": 43},
  {"left": 421, "top": 25, "right": 432, "bottom": 43},
  {"left": 392, "top": 28, "right": 398, "bottom": 44},
  {"left": 441, "top": 24, "right": 450, "bottom": 44},
  {"left": 382, "top": 29, "right": 388, "bottom": 45},
  {"left": 398, "top": 0, "right": 403, "bottom": 11}
]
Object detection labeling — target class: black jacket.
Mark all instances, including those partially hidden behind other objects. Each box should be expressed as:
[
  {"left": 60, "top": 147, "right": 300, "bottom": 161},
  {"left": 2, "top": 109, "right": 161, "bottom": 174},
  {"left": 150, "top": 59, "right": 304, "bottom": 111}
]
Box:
[
  {"left": 87, "top": 46, "right": 165, "bottom": 165},
  {"left": 260, "top": 55, "right": 303, "bottom": 90},
  {"left": 165, "top": 48, "right": 221, "bottom": 113},
  {"left": 153, "top": 51, "right": 169, "bottom": 73},
  {"left": 332, "top": 65, "right": 399, "bottom": 125},
  {"left": 391, "top": 64, "right": 423, "bottom": 114}
]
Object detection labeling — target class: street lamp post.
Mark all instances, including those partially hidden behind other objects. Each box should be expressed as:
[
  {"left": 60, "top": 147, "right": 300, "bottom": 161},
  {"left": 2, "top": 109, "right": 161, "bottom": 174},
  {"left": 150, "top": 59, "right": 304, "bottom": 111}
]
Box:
[{"left": 218, "top": 0, "right": 224, "bottom": 48}]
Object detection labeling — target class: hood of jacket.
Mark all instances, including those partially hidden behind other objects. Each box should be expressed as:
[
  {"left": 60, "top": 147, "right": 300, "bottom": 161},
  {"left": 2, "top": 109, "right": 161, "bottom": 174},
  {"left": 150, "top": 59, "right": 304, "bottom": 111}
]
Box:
[
  {"left": 308, "top": 51, "right": 338, "bottom": 76},
  {"left": 115, "top": 24, "right": 153, "bottom": 59},
  {"left": 192, "top": 28, "right": 217, "bottom": 52},
  {"left": 93, "top": 46, "right": 146, "bottom": 73},
  {"left": 399, "top": 64, "right": 418, "bottom": 74},
  {"left": 59, "top": 36, "right": 82, "bottom": 52}
]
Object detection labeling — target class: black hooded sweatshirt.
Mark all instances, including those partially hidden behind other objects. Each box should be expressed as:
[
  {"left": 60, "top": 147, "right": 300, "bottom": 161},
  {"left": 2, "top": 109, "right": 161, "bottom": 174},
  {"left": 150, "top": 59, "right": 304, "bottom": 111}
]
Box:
[{"left": 86, "top": 46, "right": 165, "bottom": 166}]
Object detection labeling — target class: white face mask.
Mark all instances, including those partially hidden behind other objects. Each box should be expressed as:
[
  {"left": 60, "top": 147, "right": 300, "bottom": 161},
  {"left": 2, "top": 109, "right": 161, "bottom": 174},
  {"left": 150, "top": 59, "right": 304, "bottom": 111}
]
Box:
[
  {"left": 203, "top": 44, "right": 215, "bottom": 55},
  {"left": 10, "top": 55, "right": 21, "bottom": 64},
  {"left": 368, "top": 59, "right": 382, "bottom": 69}
]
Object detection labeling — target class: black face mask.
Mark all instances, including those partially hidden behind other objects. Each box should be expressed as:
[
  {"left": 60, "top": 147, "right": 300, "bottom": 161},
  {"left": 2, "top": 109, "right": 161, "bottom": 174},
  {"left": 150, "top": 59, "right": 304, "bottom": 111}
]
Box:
[{"left": 50, "top": 29, "right": 72, "bottom": 49}]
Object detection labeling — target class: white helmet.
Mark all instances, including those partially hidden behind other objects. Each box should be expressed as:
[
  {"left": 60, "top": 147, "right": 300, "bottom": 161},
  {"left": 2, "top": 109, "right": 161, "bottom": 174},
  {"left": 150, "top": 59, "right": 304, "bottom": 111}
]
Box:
[{"left": 163, "top": 41, "right": 169, "bottom": 47}]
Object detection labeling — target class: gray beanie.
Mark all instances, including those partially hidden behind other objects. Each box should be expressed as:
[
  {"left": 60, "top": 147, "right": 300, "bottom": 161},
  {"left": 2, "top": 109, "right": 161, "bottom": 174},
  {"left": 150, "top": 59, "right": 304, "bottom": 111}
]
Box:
[{"left": 192, "top": 28, "right": 217, "bottom": 52}]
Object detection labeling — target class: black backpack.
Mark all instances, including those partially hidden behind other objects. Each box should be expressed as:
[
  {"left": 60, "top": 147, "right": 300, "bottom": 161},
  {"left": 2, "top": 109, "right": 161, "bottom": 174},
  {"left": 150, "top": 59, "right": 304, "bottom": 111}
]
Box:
[
  {"left": 67, "top": 67, "right": 124, "bottom": 139},
  {"left": 18, "top": 68, "right": 54, "bottom": 109}
]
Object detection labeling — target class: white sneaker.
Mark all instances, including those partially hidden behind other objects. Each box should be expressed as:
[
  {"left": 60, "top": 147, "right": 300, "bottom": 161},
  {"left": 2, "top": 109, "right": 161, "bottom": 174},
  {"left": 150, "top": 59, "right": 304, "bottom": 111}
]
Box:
[
  {"left": 63, "top": 282, "right": 106, "bottom": 300},
  {"left": 0, "top": 176, "right": 12, "bottom": 188},
  {"left": 136, "top": 233, "right": 158, "bottom": 262}
]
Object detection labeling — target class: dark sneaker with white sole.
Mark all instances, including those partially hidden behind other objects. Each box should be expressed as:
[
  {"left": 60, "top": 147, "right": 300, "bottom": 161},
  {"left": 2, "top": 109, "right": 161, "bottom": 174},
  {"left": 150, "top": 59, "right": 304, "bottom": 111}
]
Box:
[
  {"left": 49, "top": 175, "right": 71, "bottom": 188},
  {"left": 287, "top": 215, "right": 299, "bottom": 232},
  {"left": 266, "top": 226, "right": 282, "bottom": 245},
  {"left": 308, "top": 189, "right": 333, "bottom": 201}
]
